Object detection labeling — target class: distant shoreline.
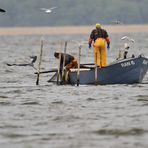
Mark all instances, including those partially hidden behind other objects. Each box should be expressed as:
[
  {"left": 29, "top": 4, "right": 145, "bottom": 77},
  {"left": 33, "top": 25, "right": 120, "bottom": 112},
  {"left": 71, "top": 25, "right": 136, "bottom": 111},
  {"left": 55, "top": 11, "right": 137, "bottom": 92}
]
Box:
[{"left": 0, "top": 24, "right": 148, "bottom": 35}]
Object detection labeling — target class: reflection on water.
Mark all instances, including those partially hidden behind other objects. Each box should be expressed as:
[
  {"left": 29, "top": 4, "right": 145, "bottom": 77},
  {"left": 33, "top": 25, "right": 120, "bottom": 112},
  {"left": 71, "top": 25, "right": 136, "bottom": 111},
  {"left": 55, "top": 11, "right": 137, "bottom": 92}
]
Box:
[{"left": 0, "top": 34, "right": 148, "bottom": 148}]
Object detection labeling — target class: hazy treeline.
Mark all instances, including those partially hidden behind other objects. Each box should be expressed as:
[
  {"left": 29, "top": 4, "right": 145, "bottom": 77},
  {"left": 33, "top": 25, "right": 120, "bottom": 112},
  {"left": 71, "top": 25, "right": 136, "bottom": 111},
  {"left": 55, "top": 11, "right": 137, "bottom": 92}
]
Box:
[{"left": 0, "top": 0, "right": 148, "bottom": 27}]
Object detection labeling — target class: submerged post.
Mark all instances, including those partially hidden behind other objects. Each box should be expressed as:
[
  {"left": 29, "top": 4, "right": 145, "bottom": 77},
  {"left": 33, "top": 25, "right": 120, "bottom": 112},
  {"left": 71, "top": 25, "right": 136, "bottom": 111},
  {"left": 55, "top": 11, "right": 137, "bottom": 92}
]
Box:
[{"left": 36, "top": 40, "right": 43, "bottom": 85}]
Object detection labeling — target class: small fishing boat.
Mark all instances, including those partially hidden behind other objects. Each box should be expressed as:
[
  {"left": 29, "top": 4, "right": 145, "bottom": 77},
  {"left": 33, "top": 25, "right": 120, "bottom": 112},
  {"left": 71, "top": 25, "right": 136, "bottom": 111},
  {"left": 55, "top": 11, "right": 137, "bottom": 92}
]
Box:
[
  {"left": 42, "top": 55, "right": 148, "bottom": 85},
  {"left": 68, "top": 55, "right": 148, "bottom": 85},
  {"left": 35, "top": 39, "right": 148, "bottom": 85}
]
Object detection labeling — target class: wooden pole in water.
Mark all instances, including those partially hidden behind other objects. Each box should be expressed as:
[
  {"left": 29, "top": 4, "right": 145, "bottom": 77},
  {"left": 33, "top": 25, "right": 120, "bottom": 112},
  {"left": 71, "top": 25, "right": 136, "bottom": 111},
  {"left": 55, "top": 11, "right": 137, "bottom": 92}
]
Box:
[
  {"left": 77, "top": 45, "right": 81, "bottom": 86},
  {"left": 57, "top": 42, "right": 62, "bottom": 85},
  {"left": 95, "top": 52, "right": 98, "bottom": 84},
  {"left": 57, "top": 52, "right": 62, "bottom": 85},
  {"left": 36, "top": 40, "right": 43, "bottom": 85},
  {"left": 62, "top": 41, "right": 67, "bottom": 82}
]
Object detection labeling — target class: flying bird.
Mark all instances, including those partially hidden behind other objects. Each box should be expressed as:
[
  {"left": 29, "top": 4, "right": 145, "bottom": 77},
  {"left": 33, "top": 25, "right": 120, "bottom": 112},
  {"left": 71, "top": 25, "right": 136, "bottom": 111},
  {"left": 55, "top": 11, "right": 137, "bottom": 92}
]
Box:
[
  {"left": 40, "top": 7, "right": 57, "bottom": 13},
  {"left": 110, "top": 20, "right": 123, "bottom": 25},
  {"left": 0, "top": 8, "right": 6, "bottom": 13}
]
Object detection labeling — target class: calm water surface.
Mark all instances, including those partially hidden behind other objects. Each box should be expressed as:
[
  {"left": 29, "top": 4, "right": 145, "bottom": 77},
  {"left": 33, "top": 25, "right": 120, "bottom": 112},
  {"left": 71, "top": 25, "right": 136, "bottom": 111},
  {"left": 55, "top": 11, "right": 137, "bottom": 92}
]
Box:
[{"left": 0, "top": 33, "right": 148, "bottom": 148}]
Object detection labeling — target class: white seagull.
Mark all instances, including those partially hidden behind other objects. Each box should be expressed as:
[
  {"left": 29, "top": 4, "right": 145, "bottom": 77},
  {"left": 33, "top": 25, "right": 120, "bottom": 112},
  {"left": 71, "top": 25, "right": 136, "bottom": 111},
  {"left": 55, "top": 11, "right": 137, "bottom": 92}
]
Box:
[
  {"left": 110, "top": 20, "right": 123, "bottom": 25},
  {"left": 121, "top": 36, "right": 135, "bottom": 43},
  {"left": 40, "top": 7, "right": 57, "bottom": 13}
]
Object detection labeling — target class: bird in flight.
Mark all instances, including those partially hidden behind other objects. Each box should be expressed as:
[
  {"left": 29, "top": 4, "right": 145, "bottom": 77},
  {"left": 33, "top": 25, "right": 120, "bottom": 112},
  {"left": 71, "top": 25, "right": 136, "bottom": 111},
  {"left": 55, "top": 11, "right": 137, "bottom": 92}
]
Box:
[
  {"left": 0, "top": 8, "right": 6, "bottom": 13},
  {"left": 40, "top": 7, "right": 57, "bottom": 13},
  {"left": 110, "top": 20, "right": 123, "bottom": 25}
]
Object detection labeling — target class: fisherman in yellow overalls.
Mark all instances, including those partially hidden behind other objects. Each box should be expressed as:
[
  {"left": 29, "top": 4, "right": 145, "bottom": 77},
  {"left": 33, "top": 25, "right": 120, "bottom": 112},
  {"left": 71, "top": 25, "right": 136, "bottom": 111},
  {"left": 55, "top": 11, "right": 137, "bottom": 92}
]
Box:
[{"left": 88, "top": 23, "right": 110, "bottom": 67}]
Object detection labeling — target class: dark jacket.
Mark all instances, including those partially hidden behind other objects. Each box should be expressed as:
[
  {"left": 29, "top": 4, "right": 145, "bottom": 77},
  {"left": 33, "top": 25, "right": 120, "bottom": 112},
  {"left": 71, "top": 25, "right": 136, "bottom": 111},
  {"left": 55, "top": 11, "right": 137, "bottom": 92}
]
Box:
[
  {"left": 60, "top": 53, "right": 74, "bottom": 70},
  {"left": 90, "top": 28, "right": 109, "bottom": 41}
]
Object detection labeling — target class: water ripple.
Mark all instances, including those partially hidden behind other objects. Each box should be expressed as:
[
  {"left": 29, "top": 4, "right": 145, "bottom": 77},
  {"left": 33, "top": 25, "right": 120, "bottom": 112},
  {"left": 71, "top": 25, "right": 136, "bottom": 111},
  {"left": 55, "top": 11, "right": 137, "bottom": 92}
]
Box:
[
  {"left": 0, "top": 101, "right": 11, "bottom": 106},
  {"left": 0, "top": 96, "right": 8, "bottom": 99},
  {"left": 86, "top": 97, "right": 96, "bottom": 101},
  {"left": 137, "top": 95, "right": 148, "bottom": 101},
  {"left": 93, "top": 128, "right": 148, "bottom": 136},
  {"left": 21, "top": 101, "right": 40, "bottom": 105},
  {"left": 51, "top": 100, "right": 64, "bottom": 104}
]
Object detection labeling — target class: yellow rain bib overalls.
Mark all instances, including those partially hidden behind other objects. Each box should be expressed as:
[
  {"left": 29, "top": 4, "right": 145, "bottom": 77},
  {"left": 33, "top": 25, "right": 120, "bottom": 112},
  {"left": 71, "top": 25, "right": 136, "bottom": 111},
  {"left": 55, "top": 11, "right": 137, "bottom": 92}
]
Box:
[
  {"left": 93, "top": 38, "right": 106, "bottom": 67},
  {"left": 89, "top": 26, "right": 110, "bottom": 67}
]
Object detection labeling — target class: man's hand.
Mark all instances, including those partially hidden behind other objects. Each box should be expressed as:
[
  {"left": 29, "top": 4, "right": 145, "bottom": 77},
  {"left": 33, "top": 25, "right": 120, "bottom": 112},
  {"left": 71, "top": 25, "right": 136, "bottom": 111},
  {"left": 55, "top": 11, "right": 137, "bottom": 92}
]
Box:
[
  {"left": 107, "top": 43, "right": 110, "bottom": 50},
  {"left": 88, "top": 43, "right": 91, "bottom": 49}
]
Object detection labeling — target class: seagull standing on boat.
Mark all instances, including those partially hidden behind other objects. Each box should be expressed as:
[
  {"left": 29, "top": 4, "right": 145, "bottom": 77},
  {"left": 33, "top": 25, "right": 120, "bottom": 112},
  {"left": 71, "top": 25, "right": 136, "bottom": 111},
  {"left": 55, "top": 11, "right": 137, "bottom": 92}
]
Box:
[
  {"left": 121, "top": 36, "right": 135, "bottom": 43},
  {"left": 40, "top": 7, "right": 57, "bottom": 13}
]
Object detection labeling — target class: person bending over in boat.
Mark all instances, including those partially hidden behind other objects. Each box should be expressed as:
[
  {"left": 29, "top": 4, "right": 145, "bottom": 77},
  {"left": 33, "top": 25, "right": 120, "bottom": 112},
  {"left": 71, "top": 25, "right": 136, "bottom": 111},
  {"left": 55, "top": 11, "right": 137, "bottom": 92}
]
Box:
[
  {"left": 88, "top": 23, "right": 110, "bottom": 67},
  {"left": 54, "top": 52, "right": 78, "bottom": 71},
  {"left": 54, "top": 52, "right": 78, "bottom": 81}
]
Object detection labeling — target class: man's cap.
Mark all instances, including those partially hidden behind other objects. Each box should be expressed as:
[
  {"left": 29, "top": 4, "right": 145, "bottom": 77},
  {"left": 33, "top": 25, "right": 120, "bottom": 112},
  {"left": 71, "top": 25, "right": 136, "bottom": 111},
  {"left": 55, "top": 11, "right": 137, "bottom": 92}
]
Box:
[{"left": 96, "top": 23, "right": 101, "bottom": 28}]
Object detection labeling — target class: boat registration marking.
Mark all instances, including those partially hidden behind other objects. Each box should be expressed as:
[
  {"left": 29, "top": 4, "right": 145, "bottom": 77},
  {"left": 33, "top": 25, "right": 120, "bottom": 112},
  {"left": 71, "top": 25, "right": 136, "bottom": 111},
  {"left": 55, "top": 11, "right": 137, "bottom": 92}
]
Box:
[
  {"left": 121, "top": 61, "right": 135, "bottom": 67},
  {"left": 143, "top": 60, "right": 148, "bottom": 65}
]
